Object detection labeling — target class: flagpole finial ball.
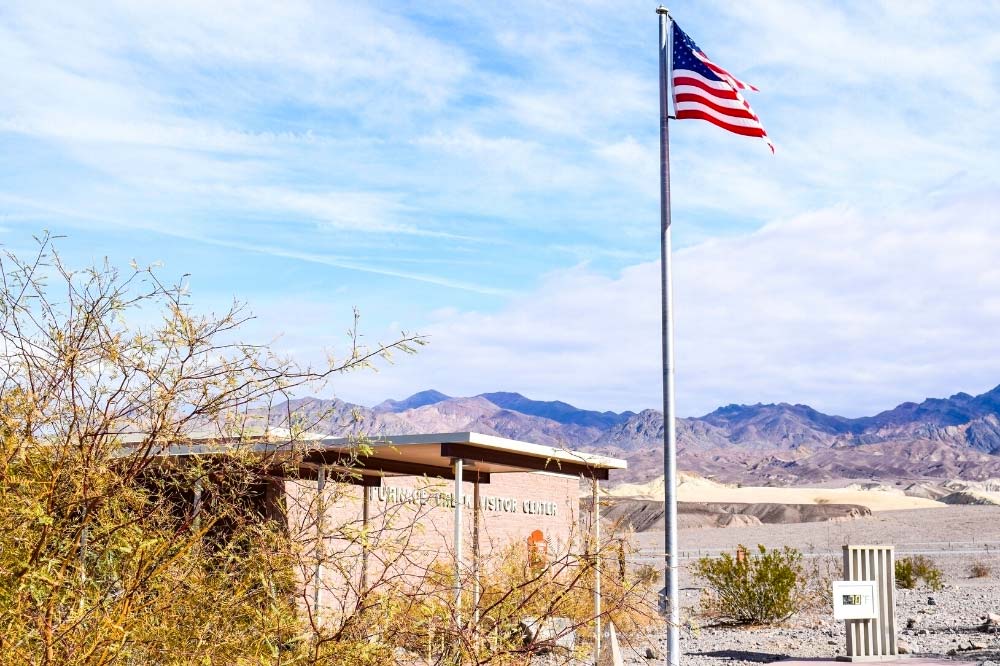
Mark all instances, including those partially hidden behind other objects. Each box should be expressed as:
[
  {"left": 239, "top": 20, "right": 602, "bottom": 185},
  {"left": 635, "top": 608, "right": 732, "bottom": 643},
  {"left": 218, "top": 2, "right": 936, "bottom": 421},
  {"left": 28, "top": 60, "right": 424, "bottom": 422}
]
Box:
[{"left": 656, "top": 5, "right": 670, "bottom": 15}]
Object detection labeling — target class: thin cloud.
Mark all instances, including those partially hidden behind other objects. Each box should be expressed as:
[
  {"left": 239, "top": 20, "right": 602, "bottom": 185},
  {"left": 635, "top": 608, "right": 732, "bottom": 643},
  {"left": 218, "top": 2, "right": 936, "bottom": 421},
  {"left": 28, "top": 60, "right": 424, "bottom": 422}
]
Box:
[
  {"left": 0, "top": 194, "right": 508, "bottom": 296},
  {"left": 188, "top": 235, "right": 513, "bottom": 297},
  {"left": 341, "top": 197, "right": 1000, "bottom": 417}
]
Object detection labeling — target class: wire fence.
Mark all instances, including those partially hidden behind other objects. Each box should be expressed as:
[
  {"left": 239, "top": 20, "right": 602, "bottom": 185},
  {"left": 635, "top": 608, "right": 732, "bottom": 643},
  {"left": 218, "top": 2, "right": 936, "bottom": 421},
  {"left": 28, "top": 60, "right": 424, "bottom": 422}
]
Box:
[{"left": 628, "top": 539, "right": 1000, "bottom": 563}]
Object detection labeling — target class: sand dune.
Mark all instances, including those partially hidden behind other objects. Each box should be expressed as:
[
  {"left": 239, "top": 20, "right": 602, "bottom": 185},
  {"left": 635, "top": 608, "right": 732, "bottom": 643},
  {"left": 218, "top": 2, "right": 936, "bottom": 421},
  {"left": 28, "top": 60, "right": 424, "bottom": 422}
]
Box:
[{"left": 606, "top": 473, "right": 945, "bottom": 511}]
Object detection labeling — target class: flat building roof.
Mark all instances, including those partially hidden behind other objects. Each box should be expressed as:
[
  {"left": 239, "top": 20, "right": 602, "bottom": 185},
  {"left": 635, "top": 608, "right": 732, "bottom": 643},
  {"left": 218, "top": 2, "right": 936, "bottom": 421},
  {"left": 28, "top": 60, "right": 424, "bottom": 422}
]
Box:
[{"left": 122, "top": 430, "right": 628, "bottom": 483}]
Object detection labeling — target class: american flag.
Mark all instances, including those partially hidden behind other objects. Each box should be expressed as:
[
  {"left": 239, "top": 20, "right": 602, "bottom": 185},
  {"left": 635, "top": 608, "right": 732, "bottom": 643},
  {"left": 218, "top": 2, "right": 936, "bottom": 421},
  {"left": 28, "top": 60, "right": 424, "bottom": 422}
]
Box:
[{"left": 671, "top": 22, "right": 773, "bottom": 153}]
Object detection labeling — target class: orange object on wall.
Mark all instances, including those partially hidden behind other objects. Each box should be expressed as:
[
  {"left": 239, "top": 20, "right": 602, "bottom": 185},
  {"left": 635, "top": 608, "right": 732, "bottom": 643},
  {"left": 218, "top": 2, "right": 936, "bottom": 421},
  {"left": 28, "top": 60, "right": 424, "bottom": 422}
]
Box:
[{"left": 527, "top": 529, "right": 548, "bottom": 567}]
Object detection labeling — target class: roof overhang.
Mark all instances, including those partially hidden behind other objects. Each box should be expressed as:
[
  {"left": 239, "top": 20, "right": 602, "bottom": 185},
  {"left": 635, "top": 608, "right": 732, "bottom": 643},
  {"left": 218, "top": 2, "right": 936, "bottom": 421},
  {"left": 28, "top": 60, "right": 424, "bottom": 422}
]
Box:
[{"left": 123, "top": 431, "right": 627, "bottom": 482}]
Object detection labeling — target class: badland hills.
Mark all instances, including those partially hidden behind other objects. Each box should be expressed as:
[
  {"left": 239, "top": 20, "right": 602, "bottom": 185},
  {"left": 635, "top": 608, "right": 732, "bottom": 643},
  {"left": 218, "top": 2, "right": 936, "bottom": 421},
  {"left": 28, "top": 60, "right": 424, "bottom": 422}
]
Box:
[{"left": 275, "top": 384, "right": 1000, "bottom": 486}]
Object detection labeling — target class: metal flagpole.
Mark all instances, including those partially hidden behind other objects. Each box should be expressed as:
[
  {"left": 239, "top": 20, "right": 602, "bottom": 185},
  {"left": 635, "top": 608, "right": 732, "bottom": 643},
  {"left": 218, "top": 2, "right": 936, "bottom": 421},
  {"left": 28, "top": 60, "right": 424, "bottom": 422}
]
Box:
[{"left": 657, "top": 6, "right": 680, "bottom": 666}]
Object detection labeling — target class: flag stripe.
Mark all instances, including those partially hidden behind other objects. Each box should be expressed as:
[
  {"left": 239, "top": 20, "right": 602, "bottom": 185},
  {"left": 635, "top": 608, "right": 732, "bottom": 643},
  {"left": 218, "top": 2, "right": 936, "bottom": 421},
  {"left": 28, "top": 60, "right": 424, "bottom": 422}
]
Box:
[
  {"left": 672, "top": 77, "right": 740, "bottom": 103},
  {"left": 675, "top": 110, "right": 765, "bottom": 138},
  {"left": 674, "top": 101, "right": 766, "bottom": 131},
  {"left": 676, "top": 110, "right": 774, "bottom": 153},
  {"left": 672, "top": 69, "right": 735, "bottom": 93},
  {"left": 674, "top": 90, "right": 750, "bottom": 114}
]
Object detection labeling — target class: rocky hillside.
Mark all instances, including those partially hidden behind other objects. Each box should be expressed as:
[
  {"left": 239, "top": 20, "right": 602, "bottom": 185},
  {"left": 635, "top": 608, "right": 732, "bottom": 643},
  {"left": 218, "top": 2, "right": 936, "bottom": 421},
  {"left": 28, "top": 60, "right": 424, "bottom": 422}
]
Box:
[
  {"left": 595, "top": 498, "right": 871, "bottom": 531},
  {"left": 267, "top": 384, "right": 1000, "bottom": 486}
]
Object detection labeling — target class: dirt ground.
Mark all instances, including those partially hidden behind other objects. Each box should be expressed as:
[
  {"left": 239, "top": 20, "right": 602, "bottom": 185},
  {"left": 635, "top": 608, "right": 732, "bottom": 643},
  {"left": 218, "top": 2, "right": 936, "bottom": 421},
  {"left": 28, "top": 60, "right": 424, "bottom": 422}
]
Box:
[{"left": 613, "top": 506, "right": 1000, "bottom": 666}]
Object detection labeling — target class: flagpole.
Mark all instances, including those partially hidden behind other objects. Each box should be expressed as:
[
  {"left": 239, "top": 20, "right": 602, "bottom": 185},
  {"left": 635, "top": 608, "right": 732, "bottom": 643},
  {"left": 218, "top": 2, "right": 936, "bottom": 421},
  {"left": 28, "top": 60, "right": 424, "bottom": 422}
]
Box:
[{"left": 657, "top": 6, "right": 680, "bottom": 666}]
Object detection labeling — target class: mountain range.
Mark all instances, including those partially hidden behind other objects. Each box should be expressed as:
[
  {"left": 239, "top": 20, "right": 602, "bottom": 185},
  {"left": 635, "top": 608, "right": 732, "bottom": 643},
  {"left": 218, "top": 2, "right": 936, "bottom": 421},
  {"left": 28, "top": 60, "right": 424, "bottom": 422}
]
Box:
[{"left": 270, "top": 384, "right": 1000, "bottom": 486}]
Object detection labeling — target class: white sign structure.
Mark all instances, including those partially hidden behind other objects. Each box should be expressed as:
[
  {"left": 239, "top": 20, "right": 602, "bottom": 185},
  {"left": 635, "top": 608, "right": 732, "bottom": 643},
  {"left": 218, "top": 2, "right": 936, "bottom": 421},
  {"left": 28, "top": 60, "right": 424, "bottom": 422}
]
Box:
[
  {"left": 840, "top": 545, "right": 897, "bottom": 660},
  {"left": 832, "top": 580, "right": 878, "bottom": 621}
]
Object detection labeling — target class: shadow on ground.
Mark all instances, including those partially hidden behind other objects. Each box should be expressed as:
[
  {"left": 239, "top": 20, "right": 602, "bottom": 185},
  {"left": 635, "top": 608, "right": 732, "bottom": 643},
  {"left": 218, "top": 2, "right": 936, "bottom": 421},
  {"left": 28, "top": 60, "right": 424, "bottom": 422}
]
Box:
[{"left": 688, "top": 650, "right": 790, "bottom": 663}]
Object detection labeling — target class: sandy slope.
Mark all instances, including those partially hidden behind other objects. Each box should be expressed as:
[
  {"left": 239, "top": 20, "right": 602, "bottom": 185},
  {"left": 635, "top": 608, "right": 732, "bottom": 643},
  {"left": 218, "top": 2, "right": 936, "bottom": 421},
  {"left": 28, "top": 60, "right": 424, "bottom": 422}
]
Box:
[{"left": 606, "top": 473, "right": 945, "bottom": 511}]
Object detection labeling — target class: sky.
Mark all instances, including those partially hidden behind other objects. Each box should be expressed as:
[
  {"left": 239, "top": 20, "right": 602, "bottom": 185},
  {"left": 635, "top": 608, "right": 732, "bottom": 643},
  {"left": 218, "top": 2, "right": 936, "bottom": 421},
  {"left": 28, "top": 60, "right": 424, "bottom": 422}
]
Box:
[{"left": 2, "top": 0, "right": 1000, "bottom": 417}]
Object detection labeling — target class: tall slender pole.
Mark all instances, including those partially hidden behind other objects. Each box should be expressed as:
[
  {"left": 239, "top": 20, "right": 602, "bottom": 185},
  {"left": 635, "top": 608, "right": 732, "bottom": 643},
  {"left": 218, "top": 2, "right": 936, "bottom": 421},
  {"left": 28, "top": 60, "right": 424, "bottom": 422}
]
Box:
[
  {"left": 472, "top": 476, "right": 481, "bottom": 627},
  {"left": 453, "top": 457, "right": 464, "bottom": 625},
  {"left": 313, "top": 467, "right": 326, "bottom": 617},
  {"left": 657, "top": 6, "right": 680, "bottom": 666},
  {"left": 192, "top": 476, "right": 203, "bottom": 531},
  {"left": 361, "top": 484, "right": 370, "bottom": 595},
  {"left": 79, "top": 504, "right": 89, "bottom": 611},
  {"left": 592, "top": 475, "right": 602, "bottom": 664}
]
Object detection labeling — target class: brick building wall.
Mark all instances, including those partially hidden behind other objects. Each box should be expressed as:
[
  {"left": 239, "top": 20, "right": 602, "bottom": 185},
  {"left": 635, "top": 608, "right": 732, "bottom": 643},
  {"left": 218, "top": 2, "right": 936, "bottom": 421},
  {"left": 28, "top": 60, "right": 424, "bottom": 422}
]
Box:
[{"left": 282, "top": 471, "right": 583, "bottom": 620}]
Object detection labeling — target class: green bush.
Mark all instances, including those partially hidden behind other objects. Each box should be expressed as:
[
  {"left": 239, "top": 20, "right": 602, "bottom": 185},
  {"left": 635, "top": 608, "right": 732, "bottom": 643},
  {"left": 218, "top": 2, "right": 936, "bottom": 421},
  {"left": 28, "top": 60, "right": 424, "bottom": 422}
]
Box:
[
  {"left": 691, "top": 544, "right": 805, "bottom": 625},
  {"left": 895, "top": 555, "right": 944, "bottom": 590}
]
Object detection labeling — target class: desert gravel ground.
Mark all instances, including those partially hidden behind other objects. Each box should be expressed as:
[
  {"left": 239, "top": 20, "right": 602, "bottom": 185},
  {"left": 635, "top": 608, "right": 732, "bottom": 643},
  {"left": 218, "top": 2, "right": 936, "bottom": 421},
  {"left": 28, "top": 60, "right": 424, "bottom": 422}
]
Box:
[
  {"left": 398, "top": 507, "right": 1000, "bottom": 665},
  {"left": 612, "top": 506, "right": 1000, "bottom": 666}
]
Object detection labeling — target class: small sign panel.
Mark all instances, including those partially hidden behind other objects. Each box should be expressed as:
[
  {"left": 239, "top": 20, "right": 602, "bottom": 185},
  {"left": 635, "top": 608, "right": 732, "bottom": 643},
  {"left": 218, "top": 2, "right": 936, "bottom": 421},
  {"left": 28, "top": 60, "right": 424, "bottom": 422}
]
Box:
[{"left": 832, "top": 581, "right": 878, "bottom": 620}]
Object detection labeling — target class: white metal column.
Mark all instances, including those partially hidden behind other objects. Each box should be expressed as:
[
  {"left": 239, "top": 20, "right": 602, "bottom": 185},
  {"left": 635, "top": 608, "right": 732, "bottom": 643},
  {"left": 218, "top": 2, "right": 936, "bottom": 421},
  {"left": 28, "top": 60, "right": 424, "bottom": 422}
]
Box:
[
  {"left": 473, "top": 475, "right": 481, "bottom": 626},
  {"left": 361, "top": 484, "right": 370, "bottom": 595},
  {"left": 453, "top": 458, "right": 464, "bottom": 625},
  {"left": 79, "top": 505, "right": 89, "bottom": 610},
  {"left": 312, "top": 467, "right": 326, "bottom": 617},
  {"left": 192, "top": 476, "right": 203, "bottom": 531},
  {"left": 593, "top": 475, "right": 602, "bottom": 663}
]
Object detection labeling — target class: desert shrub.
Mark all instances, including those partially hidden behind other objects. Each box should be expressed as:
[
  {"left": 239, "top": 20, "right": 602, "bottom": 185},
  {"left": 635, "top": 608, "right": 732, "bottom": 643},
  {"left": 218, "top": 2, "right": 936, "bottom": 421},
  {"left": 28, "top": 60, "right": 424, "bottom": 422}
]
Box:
[
  {"left": 0, "top": 237, "right": 424, "bottom": 665},
  {"left": 969, "top": 560, "right": 992, "bottom": 579},
  {"left": 692, "top": 544, "right": 805, "bottom": 625},
  {"left": 800, "top": 555, "right": 840, "bottom": 611},
  {"left": 895, "top": 555, "right": 944, "bottom": 590},
  {"left": 384, "top": 536, "right": 659, "bottom": 664},
  {"left": 635, "top": 563, "right": 660, "bottom": 586}
]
